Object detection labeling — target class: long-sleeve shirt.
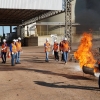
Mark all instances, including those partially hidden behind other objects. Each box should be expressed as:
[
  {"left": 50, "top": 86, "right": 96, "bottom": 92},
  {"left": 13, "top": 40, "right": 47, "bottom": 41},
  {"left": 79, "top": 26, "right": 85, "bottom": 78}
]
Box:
[{"left": 10, "top": 44, "right": 12, "bottom": 52}]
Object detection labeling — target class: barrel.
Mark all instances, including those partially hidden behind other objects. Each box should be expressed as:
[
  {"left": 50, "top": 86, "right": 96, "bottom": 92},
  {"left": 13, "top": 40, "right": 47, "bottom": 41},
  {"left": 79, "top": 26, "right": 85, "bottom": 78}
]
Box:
[{"left": 82, "top": 66, "right": 94, "bottom": 76}]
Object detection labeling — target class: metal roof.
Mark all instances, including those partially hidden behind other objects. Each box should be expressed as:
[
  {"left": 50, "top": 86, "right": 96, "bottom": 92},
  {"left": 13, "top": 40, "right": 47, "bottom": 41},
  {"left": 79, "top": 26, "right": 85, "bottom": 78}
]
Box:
[
  {"left": 0, "top": 0, "right": 63, "bottom": 25},
  {"left": 0, "top": 9, "right": 49, "bottom": 25}
]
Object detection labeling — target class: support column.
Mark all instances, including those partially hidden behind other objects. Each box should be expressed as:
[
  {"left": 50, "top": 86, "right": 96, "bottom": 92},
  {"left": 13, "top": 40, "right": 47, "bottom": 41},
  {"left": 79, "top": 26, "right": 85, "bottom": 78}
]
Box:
[
  {"left": 21, "top": 25, "right": 25, "bottom": 39},
  {"left": 27, "top": 25, "right": 29, "bottom": 36},
  {"left": 10, "top": 26, "right": 12, "bottom": 33},
  {"left": 65, "top": 0, "right": 72, "bottom": 46},
  {"left": 17, "top": 26, "right": 21, "bottom": 37}
]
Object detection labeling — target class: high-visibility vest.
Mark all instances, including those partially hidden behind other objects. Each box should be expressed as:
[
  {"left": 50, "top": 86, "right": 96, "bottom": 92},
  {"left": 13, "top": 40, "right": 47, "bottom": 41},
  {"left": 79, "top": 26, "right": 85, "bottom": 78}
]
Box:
[
  {"left": 16, "top": 42, "right": 22, "bottom": 51},
  {"left": 62, "top": 42, "right": 69, "bottom": 52},
  {"left": 11, "top": 43, "right": 17, "bottom": 53},
  {"left": 53, "top": 42, "right": 59, "bottom": 51},
  {"left": 1, "top": 43, "right": 7, "bottom": 52},
  {"left": 44, "top": 42, "right": 50, "bottom": 52},
  {"left": 59, "top": 41, "right": 63, "bottom": 51}
]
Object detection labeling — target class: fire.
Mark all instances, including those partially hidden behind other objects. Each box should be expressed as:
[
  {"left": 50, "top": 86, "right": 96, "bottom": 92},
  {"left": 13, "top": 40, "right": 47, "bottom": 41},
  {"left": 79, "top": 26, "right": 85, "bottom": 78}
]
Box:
[{"left": 74, "top": 32, "right": 96, "bottom": 69}]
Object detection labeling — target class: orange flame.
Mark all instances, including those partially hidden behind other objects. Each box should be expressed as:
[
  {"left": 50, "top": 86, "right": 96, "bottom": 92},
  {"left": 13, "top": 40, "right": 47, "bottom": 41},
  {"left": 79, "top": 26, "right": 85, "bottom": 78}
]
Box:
[{"left": 74, "top": 32, "right": 96, "bottom": 68}]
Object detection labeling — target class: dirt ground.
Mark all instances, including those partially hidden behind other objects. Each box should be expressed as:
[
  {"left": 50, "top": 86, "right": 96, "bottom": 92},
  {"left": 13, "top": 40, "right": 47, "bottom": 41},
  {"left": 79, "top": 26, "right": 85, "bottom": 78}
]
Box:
[{"left": 0, "top": 45, "right": 100, "bottom": 100}]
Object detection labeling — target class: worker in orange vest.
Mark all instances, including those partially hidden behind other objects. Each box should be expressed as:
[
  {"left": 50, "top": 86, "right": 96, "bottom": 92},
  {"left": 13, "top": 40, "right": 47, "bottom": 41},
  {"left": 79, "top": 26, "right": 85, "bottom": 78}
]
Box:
[
  {"left": 44, "top": 38, "right": 51, "bottom": 62},
  {"left": 10, "top": 39, "right": 17, "bottom": 66},
  {"left": 62, "top": 37, "right": 70, "bottom": 64},
  {"left": 15, "top": 37, "right": 22, "bottom": 64},
  {"left": 53, "top": 40, "right": 59, "bottom": 61},
  {"left": 59, "top": 39, "right": 64, "bottom": 61},
  {"left": 1, "top": 39, "right": 8, "bottom": 63}
]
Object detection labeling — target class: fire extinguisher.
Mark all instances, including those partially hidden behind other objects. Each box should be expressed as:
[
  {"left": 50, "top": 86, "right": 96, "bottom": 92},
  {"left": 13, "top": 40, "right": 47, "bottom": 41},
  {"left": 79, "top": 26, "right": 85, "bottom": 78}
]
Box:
[{"left": 98, "top": 75, "right": 100, "bottom": 89}]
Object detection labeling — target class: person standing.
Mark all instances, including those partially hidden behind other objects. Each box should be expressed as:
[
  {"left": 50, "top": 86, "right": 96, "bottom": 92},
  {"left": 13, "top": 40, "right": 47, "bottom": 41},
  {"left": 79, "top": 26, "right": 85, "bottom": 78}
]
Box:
[
  {"left": 62, "top": 37, "right": 70, "bottom": 64},
  {"left": 59, "top": 39, "right": 64, "bottom": 61},
  {"left": 1, "top": 39, "right": 8, "bottom": 63},
  {"left": 15, "top": 37, "right": 22, "bottom": 64},
  {"left": 53, "top": 40, "right": 59, "bottom": 61},
  {"left": 44, "top": 38, "right": 51, "bottom": 62},
  {"left": 10, "top": 39, "right": 17, "bottom": 66}
]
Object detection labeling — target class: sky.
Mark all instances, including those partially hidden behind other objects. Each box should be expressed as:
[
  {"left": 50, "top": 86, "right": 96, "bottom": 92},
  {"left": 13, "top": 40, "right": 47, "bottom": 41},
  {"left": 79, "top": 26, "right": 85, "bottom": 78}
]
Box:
[{"left": 0, "top": 26, "right": 16, "bottom": 36}]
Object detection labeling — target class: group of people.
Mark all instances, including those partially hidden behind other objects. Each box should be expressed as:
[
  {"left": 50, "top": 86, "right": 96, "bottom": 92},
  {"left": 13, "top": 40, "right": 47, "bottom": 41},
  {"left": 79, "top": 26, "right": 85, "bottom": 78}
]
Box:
[
  {"left": 1, "top": 37, "right": 22, "bottom": 66},
  {"left": 1, "top": 36, "right": 69, "bottom": 65},
  {"left": 44, "top": 37, "right": 70, "bottom": 64}
]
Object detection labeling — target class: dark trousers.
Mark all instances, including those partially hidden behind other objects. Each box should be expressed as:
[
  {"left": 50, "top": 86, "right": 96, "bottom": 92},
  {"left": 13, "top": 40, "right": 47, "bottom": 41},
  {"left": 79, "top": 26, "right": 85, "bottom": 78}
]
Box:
[
  {"left": 54, "top": 51, "right": 59, "bottom": 60},
  {"left": 1, "top": 52, "right": 7, "bottom": 63},
  {"left": 98, "top": 75, "right": 100, "bottom": 88},
  {"left": 98, "top": 64, "right": 100, "bottom": 71},
  {"left": 61, "top": 53, "right": 64, "bottom": 61}
]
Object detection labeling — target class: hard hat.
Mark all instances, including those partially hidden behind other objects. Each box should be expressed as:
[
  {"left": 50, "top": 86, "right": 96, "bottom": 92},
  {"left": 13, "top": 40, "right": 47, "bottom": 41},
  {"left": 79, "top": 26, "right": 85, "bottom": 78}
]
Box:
[
  {"left": 46, "top": 38, "right": 49, "bottom": 41},
  {"left": 16, "top": 39, "right": 18, "bottom": 42},
  {"left": 54, "top": 40, "right": 57, "bottom": 42},
  {"left": 18, "top": 37, "right": 21, "bottom": 40},
  {"left": 64, "top": 37, "right": 67, "bottom": 40},
  {"left": 3, "top": 39, "right": 6, "bottom": 42},
  {"left": 13, "top": 39, "right": 16, "bottom": 42}
]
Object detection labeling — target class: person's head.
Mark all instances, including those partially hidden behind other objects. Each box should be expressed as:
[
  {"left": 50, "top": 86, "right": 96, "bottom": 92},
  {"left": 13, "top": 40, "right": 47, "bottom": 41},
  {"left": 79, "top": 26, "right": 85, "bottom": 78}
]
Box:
[
  {"left": 3, "top": 39, "right": 6, "bottom": 43},
  {"left": 46, "top": 38, "right": 49, "bottom": 42},
  {"left": 16, "top": 39, "right": 18, "bottom": 42},
  {"left": 54, "top": 39, "right": 57, "bottom": 43},
  {"left": 18, "top": 37, "right": 21, "bottom": 41},
  {"left": 12, "top": 39, "right": 16, "bottom": 44},
  {"left": 64, "top": 37, "right": 68, "bottom": 42}
]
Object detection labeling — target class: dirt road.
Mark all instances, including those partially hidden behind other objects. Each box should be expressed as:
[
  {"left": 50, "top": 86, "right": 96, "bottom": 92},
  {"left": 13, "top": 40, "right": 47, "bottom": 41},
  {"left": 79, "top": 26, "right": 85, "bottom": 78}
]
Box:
[{"left": 0, "top": 46, "right": 100, "bottom": 100}]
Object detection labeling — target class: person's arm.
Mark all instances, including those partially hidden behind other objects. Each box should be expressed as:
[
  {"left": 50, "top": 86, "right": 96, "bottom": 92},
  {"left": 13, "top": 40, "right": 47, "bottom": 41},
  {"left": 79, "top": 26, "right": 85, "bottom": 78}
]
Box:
[
  {"left": 1, "top": 44, "right": 3, "bottom": 51},
  {"left": 57, "top": 44, "right": 59, "bottom": 52},
  {"left": 10, "top": 44, "right": 12, "bottom": 52}
]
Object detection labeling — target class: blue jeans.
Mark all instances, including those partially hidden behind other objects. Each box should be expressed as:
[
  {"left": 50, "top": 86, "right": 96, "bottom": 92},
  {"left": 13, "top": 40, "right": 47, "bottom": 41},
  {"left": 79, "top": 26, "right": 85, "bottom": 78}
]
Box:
[
  {"left": 45, "top": 52, "right": 49, "bottom": 61},
  {"left": 11, "top": 53, "right": 16, "bottom": 66},
  {"left": 63, "top": 51, "right": 68, "bottom": 63},
  {"left": 15, "top": 51, "right": 20, "bottom": 63}
]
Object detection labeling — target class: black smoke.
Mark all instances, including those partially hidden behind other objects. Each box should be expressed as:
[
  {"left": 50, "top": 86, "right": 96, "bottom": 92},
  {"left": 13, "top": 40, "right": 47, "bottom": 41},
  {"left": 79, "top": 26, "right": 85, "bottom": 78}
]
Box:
[{"left": 75, "top": 0, "right": 100, "bottom": 31}]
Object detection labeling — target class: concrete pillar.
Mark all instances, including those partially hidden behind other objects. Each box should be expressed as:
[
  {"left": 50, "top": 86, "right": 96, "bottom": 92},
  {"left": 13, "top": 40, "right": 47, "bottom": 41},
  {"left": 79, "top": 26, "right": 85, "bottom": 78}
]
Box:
[
  {"left": 21, "top": 25, "right": 25, "bottom": 39},
  {"left": 27, "top": 25, "right": 29, "bottom": 36},
  {"left": 17, "top": 26, "right": 21, "bottom": 37}
]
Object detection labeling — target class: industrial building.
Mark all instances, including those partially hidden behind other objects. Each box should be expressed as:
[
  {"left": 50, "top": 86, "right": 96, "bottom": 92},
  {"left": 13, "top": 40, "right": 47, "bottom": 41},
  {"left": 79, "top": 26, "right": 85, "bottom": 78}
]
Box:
[{"left": 0, "top": 0, "right": 100, "bottom": 46}]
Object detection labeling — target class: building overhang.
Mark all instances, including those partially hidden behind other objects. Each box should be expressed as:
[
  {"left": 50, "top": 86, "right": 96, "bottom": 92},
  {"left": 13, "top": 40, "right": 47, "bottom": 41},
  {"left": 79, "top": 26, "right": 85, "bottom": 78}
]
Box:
[{"left": 0, "top": 0, "right": 63, "bottom": 25}]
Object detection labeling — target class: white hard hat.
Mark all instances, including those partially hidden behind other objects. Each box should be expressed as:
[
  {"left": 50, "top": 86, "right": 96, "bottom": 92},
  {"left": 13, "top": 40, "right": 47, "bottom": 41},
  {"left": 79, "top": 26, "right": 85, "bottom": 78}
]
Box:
[
  {"left": 54, "top": 40, "right": 57, "bottom": 42},
  {"left": 3, "top": 39, "right": 6, "bottom": 42},
  {"left": 18, "top": 37, "right": 21, "bottom": 40},
  {"left": 13, "top": 39, "right": 16, "bottom": 42},
  {"left": 46, "top": 38, "right": 49, "bottom": 41},
  {"left": 16, "top": 39, "right": 18, "bottom": 42},
  {"left": 64, "top": 37, "right": 67, "bottom": 40}
]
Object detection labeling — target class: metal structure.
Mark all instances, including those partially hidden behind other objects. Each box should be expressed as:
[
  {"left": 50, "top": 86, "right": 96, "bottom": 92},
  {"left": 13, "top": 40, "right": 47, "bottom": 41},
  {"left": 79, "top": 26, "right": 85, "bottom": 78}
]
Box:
[
  {"left": 21, "top": 10, "right": 64, "bottom": 26},
  {"left": 22, "top": 0, "right": 73, "bottom": 46},
  {"left": 65, "top": 0, "right": 73, "bottom": 46},
  {"left": 0, "top": 9, "right": 49, "bottom": 25},
  {"left": 0, "top": 0, "right": 74, "bottom": 46}
]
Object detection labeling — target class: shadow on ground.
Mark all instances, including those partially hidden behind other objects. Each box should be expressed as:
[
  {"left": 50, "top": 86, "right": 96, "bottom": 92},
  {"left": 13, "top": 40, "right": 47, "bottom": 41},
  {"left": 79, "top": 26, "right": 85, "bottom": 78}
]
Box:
[
  {"left": 34, "top": 81, "right": 100, "bottom": 91},
  {"left": 0, "top": 66, "right": 91, "bottom": 80}
]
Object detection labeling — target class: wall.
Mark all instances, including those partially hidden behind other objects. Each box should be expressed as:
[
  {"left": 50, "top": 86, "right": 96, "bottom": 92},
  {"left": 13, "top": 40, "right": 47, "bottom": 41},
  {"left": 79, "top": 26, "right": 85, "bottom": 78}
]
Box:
[
  {"left": 23, "top": 35, "right": 63, "bottom": 46},
  {"left": 22, "top": 0, "right": 100, "bottom": 46}
]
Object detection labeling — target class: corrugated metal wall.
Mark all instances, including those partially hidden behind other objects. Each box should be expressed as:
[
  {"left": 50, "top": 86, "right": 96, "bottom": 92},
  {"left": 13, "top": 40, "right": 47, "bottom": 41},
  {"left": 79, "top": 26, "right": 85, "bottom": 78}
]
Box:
[{"left": 0, "top": 0, "right": 62, "bottom": 10}]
